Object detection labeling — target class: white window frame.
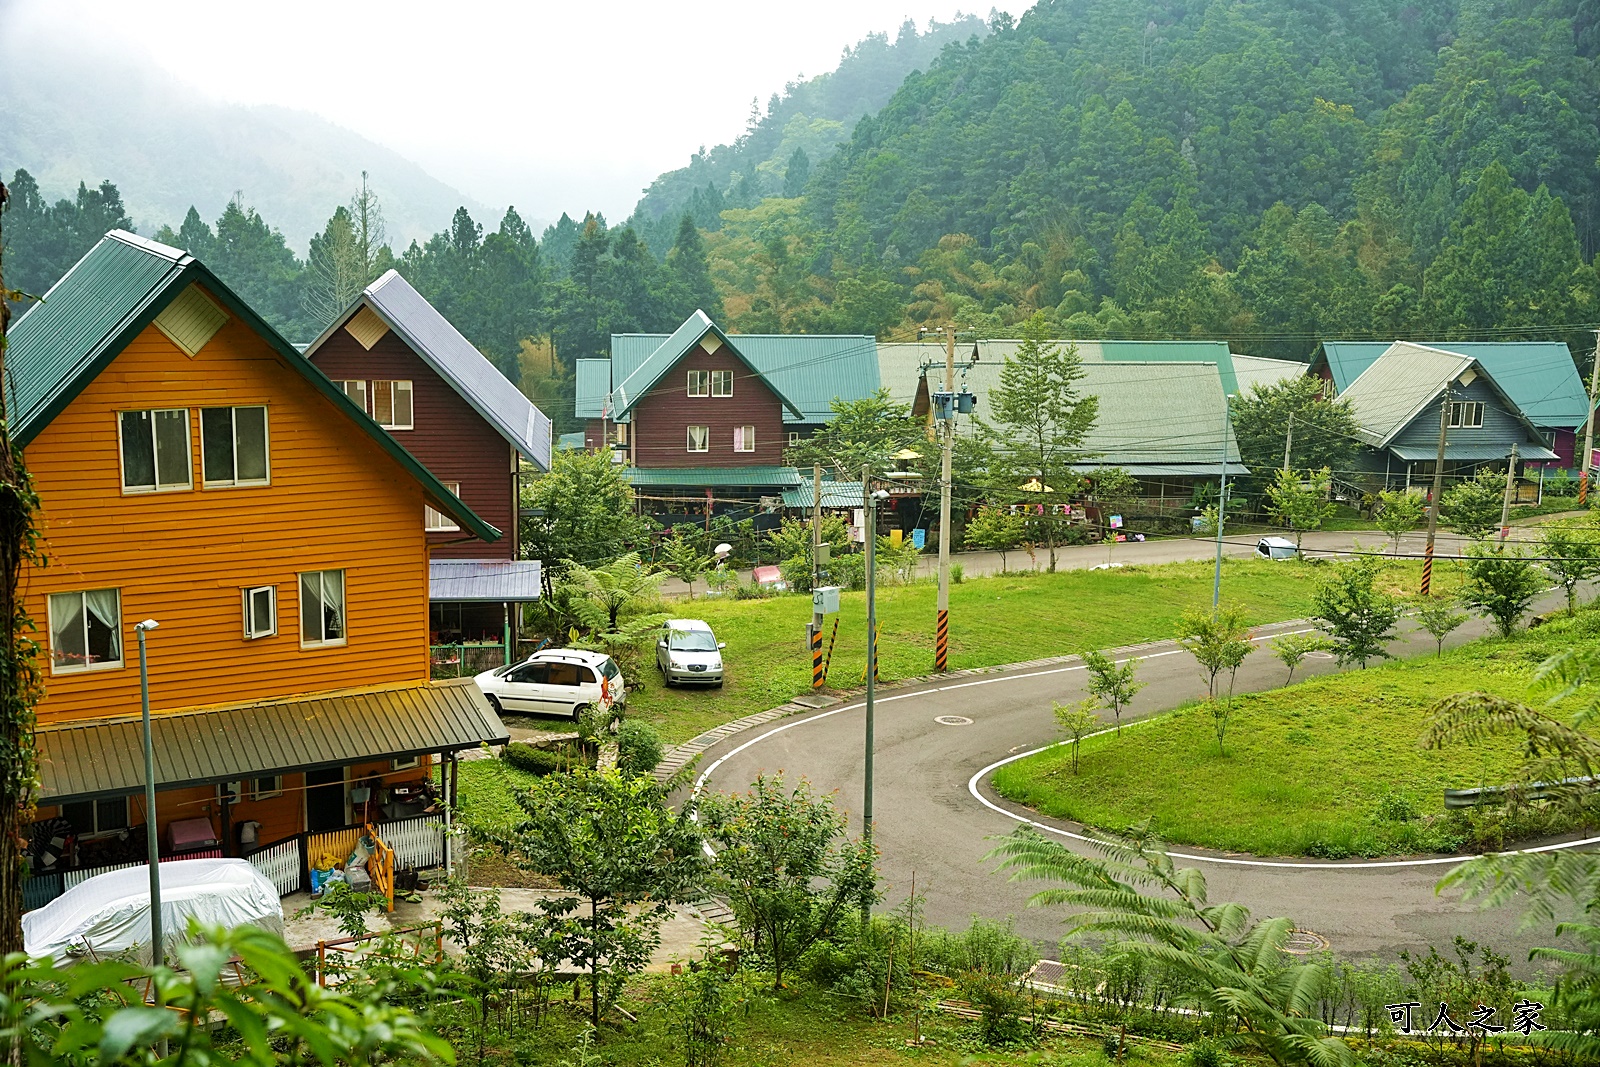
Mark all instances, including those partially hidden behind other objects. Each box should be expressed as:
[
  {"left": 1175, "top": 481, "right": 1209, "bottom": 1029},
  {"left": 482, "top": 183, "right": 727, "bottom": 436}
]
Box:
[
  {"left": 710, "top": 369, "right": 734, "bottom": 397},
  {"left": 253, "top": 774, "right": 284, "bottom": 800},
  {"left": 200, "top": 405, "right": 271, "bottom": 488},
  {"left": 734, "top": 425, "right": 756, "bottom": 453},
  {"left": 391, "top": 755, "right": 421, "bottom": 772},
  {"left": 299, "top": 569, "right": 347, "bottom": 649},
  {"left": 242, "top": 585, "right": 276, "bottom": 640},
  {"left": 687, "top": 425, "right": 710, "bottom": 453},
  {"left": 1449, "top": 401, "right": 1484, "bottom": 429},
  {"left": 425, "top": 481, "right": 462, "bottom": 533},
  {"left": 62, "top": 796, "right": 129, "bottom": 839},
  {"left": 117, "top": 408, "right": 192, "bottom": 494},
  {"left": 788, "top": 431, "right": 801, "bottom": 447},
  {"left": 372, "top": 380, "right": 414, "bottom": 430},
  {"left": 47, "top": 588, "right": 123, "bottom": 675},
  {"left": 338, "top": 380, "right": 369, "bottom": 413},
  {"left": 686, "top": 370, "right": 710, "bottom": 397}
]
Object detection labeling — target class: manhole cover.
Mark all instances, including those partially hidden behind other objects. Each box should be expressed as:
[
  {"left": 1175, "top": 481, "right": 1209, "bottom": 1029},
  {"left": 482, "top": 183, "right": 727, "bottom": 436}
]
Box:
[
  {"left": 1283, "top": 928, "right": 1329, "bottom": 955},
  {"left": 935, "top": 715, "right": 974, "bottom": 726}
]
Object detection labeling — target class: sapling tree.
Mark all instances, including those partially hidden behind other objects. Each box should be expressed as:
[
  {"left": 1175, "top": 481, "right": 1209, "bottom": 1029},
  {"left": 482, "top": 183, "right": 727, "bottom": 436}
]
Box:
[
  {"left": 1461, "top": 545, "right": 1546, "bottom": 637},
  {"left": 1311, "top": 556, "right": 1400, "bottom": 668},
  {"left": 1176, "top": 606, "right": 1255, "bottom": 701},
  {"left": 1052, "top": 698, "right": 1103, "bottom": 773},
  {"left": 1414, "top": 597, "right": 1468, "bottom": 657},
  {"left": 484, "top": 769, "right": 705, "bottom": 1028},
  {"left": 698, "top": 774, "right": 877, "bottom": 990},
  {"left": 1269, "top": 632, "right": 1329, "bottom": 684},
  {"left": 1265, "top": 467, "right": 1335, "bottom": 551},
  {"left": 1375, "top": 489, "right": 1425, "bottom": 554},
  {"left": 963, "top": 506, "right": 1027, "bottom": 573},
  {"left": 1083, "top": 650, "right": 1145, "bottom": 735},
  {"left": 1442, "top": 470, "right": 1505, "bottom": 540},
  {"left": 659, "top": 531, "right": 711, "bottom": 599},
  {"left": 1540, "top": 522, "right": 1600, "bottom": 615}
]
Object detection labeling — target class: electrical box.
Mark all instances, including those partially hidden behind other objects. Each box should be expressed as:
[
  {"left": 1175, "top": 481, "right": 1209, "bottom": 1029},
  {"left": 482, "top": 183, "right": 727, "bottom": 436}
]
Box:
[
  {"left": 931, "top": 391, "right": 956, "bottom": 421},
  {"left": 957, "top": 390, "right": 977, "bottom": 414},
  {"left": 813, "top": 586, "right": 841, "bottom": 615},
  {"left": 817, "top": 542, "right": 831, "bottom": 564}
]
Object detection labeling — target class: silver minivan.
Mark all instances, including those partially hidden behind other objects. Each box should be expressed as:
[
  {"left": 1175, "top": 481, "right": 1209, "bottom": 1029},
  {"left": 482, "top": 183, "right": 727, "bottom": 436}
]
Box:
[{"left": 656, "top": 619, "right": 725, "bottom": 686}]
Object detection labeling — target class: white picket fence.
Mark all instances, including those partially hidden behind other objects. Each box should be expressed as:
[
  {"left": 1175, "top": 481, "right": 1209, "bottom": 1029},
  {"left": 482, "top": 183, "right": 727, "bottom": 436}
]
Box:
[
  {"left": 377, "top": 814, "right": 443, "bottom": 869},
  {"left": 247, "top": 837, "right": 302, "bottom": 896}
]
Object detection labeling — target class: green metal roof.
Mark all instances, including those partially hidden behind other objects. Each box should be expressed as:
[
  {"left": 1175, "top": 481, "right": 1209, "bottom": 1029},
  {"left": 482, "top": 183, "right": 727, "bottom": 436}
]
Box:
[
  {"left": 878, "top": 339, "right": 1248, "bottom": 397},
  {"left": 780, "top": 481, "right": 866, "bottom": 509},
  {"left": 7, "top": 231, "right": 501, "bottom": 543},
  {"left": 1391, "top": 443, "right": 1559, "bottom": 462},
  {"left": 610, "top": 312, "right": 804, "bottom": 421},
  {"left": 575, "top": 359, "right": 613, "bottom": 419},
  {"left": 1317, "top": 341, "right": 1589, "bottom": 429},
  {"left": 624, "top": 466, "right": 803, "bottom": 488},
  {"left": 599, "top": 319, "right": 878, "bottom": 424}
]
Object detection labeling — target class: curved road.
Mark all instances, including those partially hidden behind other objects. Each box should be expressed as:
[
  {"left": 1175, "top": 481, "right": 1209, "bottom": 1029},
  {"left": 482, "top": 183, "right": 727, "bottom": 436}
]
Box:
[{"left": 696, "top": 591, "right": 1587, "bottom": 961}]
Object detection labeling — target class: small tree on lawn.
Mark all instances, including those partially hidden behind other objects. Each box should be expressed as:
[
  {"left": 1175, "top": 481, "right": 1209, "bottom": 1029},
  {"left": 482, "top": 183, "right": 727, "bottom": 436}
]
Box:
[
  {"left": 1052, "top": 698, "right": 1103, "bottom": 773},
  {"left": 1311, "top": 556, "right": 1400, "bottom": 668},
  {"left": 1265, "top": 467, "right": 1335, "bottom": 552},
  {"left": 659, "top": 531, "right": 711, "bottom": 599},
  {"left": 1083, "top": 650, "right": 1145, "bottom": 736},
  {"left": 1269, "top": 632, "right": 1328, "bottom": 684},
  {"left": 1375, "top": 489, "right": 1425, "bottom": 554},
  {"left": 1541, "top": 522, "right": 1600, "bottom": 615},
  {"left": 484, "top": 769, "right": 706, "bottom": 1029},
  {"left": 1176, "top": 606, "right": 1255, "bottom": 701},
  {"left": 1413, "top": 597, "right": 1468, "bottom": 657},
  {"left": 698, "top": 774, "right": 877, "bottom": 990},
  {"left": 962, "top": 506, "right": 1026, "bottom": 573},
  {"left": 1442, "top": 469, "right": 1505, "bottom": 540},
  {"left": 1461, "top": 544, "right": 1546, "bottom": 637}
]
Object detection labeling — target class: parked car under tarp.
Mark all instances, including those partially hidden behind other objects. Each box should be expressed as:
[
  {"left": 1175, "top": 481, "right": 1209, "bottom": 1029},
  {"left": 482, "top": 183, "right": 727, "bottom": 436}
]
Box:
[{"left": 23, "top": 858, "right": 284, "bottom": 966}]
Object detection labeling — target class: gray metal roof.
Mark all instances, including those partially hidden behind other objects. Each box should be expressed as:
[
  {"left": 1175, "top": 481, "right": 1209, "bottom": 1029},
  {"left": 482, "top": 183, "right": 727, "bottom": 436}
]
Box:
[
  {"left": 429, "top": 559, "right": 543, "bottom": 602},
  {"left": 1231, "top": 354, "right": 1307, "bottom": 394},
  {"left": 306, "top": 270, "right": 553, "bottom": 470},
  {"left": 1340, "top": 343, "right": 1482, "bottom": 446},
  {"left": 1391, "top": 443, "right": 1559, "bottom": 462},
  {"left": 36, "top": 679, "right": 508, "bottom": 804},
  {"left": 781, "top": 481, "right": 867, "bottom": 509}
]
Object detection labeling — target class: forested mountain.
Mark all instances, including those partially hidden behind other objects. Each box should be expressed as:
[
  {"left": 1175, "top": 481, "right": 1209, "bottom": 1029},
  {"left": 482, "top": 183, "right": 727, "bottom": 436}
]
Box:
[
  {"left": 0, "top": 33, "right": 485, "bottom": 248},
  {"left": 623, "top": 15, "right": 990, "bottom": 258}
]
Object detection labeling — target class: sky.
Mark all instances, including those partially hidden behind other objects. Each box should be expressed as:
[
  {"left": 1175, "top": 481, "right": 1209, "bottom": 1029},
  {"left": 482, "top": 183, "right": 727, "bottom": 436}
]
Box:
[{"left": 10, "top": 0, "right": 1029, "bottom": 224}]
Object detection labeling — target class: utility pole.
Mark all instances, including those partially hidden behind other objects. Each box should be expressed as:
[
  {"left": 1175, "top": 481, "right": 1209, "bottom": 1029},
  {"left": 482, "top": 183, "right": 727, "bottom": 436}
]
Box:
[
  {"left": 135, "top": 620, "right": 163, "bottom": 969},
  {"left": 861, "top": 466, "right": 879, "bottom": 923},
  {"left": 1211, "top": 394, "right": 1232, "bottom": 613},
  {"left": 935, "top": 325, "right": 955, "bottom": 671},
  {"left": 1582, "top": 331, "right": 1600, "bottom": 506},
  {"left": 1420, "top": 387, "right": 1451, "bottom": 596},
  {"left": 1282, "top": 410, "right": 1293, "bottom": 472},
  {"left": 1497, "top": 442, "right": 1518, "bottom": 548},
  {"left": 810, "top": 463, "right": 824, "bottom": 689}
]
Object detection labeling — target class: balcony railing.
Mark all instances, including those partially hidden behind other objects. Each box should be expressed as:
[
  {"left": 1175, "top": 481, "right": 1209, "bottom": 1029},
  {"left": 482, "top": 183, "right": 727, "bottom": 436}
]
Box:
[{"left": 429, "top": 642, "right": 508, "bottom": 679}]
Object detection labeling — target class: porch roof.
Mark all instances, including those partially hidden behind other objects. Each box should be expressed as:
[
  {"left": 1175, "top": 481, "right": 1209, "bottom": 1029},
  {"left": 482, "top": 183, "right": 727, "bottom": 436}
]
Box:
[
  {"left": 1389, "top": 443, "right": 1560, "bottom": 462},
  {"left": 429, "top": 559, "right": 543, "bottom": 602},
  {"left": 35, "top": 679, "right": 507, "bottom": 805}
]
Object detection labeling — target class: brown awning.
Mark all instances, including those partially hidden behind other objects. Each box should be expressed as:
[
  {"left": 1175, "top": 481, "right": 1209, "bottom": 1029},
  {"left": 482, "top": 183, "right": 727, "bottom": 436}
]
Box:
[{"left": 35, "top": 679, "right": 508, "bottom": 804}]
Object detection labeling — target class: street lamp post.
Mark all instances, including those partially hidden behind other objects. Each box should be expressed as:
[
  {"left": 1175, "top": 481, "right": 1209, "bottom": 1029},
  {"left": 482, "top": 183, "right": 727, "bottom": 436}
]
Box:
[
  {"left": 862, "top": 477, "right": 888, "bottom": 922},
  {"left": 1212, "top": 395, "right": 1233, "bottom": 613},
  {"left": 134, "top": 619, "right": 162, "bottom": 966}
]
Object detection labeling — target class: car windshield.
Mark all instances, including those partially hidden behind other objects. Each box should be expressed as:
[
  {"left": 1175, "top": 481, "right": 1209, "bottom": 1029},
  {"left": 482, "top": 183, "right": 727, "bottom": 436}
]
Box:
[
  {"left": 669, "top": 631, "right": 719, "bottom": 652},
  {"left": 600, "top": 657, "right": 621, "bottom": 680}
]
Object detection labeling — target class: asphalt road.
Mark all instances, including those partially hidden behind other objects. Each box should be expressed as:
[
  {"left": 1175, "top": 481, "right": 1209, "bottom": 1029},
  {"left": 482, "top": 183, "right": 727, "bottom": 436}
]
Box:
[{"left": 695, "top": 585, "right": 1589, "bottom": 964}]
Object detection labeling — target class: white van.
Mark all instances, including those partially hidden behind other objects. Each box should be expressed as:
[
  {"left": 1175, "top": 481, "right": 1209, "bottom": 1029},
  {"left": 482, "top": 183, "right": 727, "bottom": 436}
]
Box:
[{"left": 474, "top": 649, "right": 625, "bottom": 720}]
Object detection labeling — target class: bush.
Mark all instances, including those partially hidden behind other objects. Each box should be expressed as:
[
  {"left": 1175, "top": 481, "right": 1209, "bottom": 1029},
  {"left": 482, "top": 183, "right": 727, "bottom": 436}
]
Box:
[
  {"left": 778, "top": 554, "right": 811, "bottom": 592},
  {"left": 1187, "top": 1036, "right": 1226, "bottom": 1067},
  {"left": 827, "top": 551, "right": 866, "bottom": 591},
  {"left": 960, "top": 969, "right": 1036, "bottom": 1047},
  {"left": 501, "top": 741, "right": 594, "bottom": 776},
  {"left": 950, "top": 562, "right": 964, "bottom": 584},
  {"left": 922, "top": 917, "right": 1038, "bottom": 978},
  {"left": 616, "top": 719, "right": 664, "bottom": 778},
  {"left": 1373, "top": 791, "right": 1418, "bottom": 823}
]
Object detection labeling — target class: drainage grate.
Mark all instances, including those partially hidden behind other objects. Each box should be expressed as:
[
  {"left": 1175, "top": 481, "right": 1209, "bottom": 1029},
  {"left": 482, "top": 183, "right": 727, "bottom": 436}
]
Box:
[
  {"left": 1283, "top": 928, "right": 1329, "bottom": 955},
  {"left": 935, "top": 715, "right": 974, "bottom": 726}
]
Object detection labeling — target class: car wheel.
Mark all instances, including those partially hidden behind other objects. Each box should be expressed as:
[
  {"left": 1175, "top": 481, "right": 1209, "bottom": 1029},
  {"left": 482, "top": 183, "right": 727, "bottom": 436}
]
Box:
[
  {"left": 573, "top": 702, "right": 593, "bottom": 722},
  {"left": 485, "top": 694, "right": 502, "bottom": 714}
]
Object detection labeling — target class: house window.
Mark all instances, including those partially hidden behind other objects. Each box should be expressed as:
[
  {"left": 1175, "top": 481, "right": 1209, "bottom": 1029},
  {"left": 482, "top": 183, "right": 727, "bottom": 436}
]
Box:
[
  {"left": 200, "top": 406, "right": 269, "bottom": 487},
  {"left": 425, "top": 482, "right": 462, "bottom": 532},
  {"left": 299, "top": 569, "right": 346, "bottom": 648},
  {"left": 734, "top": 425, "right": 756, "bottom": 452},
  {"left": 48, "top": 589, "right": 122, "bottom": 674},
  {"left": 788, "top": 432, "right": 801, "bottom": 447},
  {"left": 1449, "top": 401, "right": 1485, "bottom": 429},
  {"left": 391, "top": 755, "right": 421, "bottom": 771},
  {"left": 711, "top": 370, "right": 734, "bottom": 397},
  {"left": 118, "top": 409, "right": 191, "bottom": 492},
  {"left": 687, "top": 425, "right": 709, "bottom": 452},
  {"left": 372, "top": 380, "right": 414, "bottom": 429},
  {"left": 62, "top": 797, "right": 128, "bottom": 838},
  {"left": 242, "top": 585, "right": 276, "bottom": 639},
  {"left": 338, "top": 380, "right": 368, "bottom": 413},
  {"left": 686, "top": 370, "right": 710, "bottom": 397},
  {"left": 219, "top": 776, "right": 282, "bottom": 803}
]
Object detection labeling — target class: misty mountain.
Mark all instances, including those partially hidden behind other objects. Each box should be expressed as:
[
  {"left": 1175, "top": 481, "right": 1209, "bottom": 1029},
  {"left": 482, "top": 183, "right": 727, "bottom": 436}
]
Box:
[{"left": 0, "top": 36, "right": 487, "bottom": 252}]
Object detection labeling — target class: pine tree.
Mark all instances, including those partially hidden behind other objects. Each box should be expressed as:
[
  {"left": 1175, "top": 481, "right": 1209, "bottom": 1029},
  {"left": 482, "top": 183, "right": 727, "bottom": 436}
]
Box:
[
  {"left": 782, "top": 147, "right": 811, "bottom": 198},
  {"left": 665, "top": 214, "right": 722, "bottom": 320}
]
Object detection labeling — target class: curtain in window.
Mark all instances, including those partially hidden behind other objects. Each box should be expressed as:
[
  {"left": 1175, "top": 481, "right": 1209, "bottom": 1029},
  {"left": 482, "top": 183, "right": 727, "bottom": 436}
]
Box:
[
  {"left": 322, "top": 570, "right": 344, "bottom": 640},
  {"left": 301, "top": 573, "right": 320, "bottom": 642},
  {"left": 49, "top": 593, "right": 86, "bottom": 666},
  {"left": 83, "top": 589, "right": 122, "bottom": 664}
]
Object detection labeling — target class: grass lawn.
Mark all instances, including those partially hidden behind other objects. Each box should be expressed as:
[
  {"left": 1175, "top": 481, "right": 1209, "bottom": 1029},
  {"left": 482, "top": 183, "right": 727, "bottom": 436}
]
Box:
[
  {"left": 628, "top": 556, "right": 1455, "bottom": 746},
  {"left": 479, "top": 976, "right": 1186, "bottom": 1067},
  {"left": 993, "top": 608, "right": 1597, "bottom": 859}
]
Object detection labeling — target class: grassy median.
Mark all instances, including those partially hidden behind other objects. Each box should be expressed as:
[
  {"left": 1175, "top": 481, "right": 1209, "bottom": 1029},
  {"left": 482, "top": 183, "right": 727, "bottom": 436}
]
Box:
[{"left": 992, "top": 607, "right": 1595, "bottom": 858}]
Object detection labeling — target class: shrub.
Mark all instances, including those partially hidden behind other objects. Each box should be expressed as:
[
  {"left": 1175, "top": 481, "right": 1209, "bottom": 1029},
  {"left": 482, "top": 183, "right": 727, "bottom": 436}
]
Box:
[
  {"left": 828, "top": 552, "right": 866, "bottom": 591},
  {"left": 1373, "top": 792, "right": 1418, "bottom": 823},
  {"left": 501, "top": 741, "right": 594, "bottom": 776},
  {"left": 616, "top": 719, "right": 664, "bottom": 778},
  {"left": 950, "top": 562, "right": 964, "bottom": 584},
  {"left": 1187, "top": 1036, "right": 1226, "bottom": 1067},
  {"left": 778, "top": 554, "right": 811, "bottom": 592}
]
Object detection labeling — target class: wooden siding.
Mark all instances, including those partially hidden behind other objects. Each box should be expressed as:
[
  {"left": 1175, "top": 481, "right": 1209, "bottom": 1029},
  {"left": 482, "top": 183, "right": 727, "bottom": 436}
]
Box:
[
  {"left": 1389, "top": 378, "right": 1540, "bottom": 455},
  {"left": 24, "top": 305, "right": 435, "bottom": 727},
  {"left": 630, "top": 344, "right": 786, "bottom": 468},
  {"left": 309, "top": 324, "right": 517, "bottom": 560}
]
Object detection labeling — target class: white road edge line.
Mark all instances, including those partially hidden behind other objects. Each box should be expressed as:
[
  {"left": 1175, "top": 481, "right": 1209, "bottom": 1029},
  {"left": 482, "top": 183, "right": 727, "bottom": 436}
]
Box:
[{"left": 691, "top": 629, "right": 1600, "bottom": 871}]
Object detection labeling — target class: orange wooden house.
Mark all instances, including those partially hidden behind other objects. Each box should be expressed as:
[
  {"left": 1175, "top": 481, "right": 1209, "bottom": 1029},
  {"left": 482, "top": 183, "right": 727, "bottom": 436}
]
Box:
[{"left": 7, "top": 231, "right": 513, "bottom": 905}]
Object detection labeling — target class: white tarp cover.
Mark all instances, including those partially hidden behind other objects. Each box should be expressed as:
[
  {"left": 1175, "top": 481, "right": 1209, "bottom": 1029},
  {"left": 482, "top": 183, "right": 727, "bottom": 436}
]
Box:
[{"left": 23, "top": 858, "right": 285, "bottom": 965}]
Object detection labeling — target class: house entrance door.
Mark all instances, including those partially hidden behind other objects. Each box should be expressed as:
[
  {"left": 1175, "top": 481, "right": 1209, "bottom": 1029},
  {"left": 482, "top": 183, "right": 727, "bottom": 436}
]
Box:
[{"left": 305, "top": 767, "right": 346, "bottom": 832}]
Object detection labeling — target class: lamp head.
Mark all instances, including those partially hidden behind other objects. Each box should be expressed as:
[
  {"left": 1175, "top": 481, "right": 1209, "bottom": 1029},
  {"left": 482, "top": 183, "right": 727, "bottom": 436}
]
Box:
[
  {"left": 870, "top": 489, "right": 890, "bottom": 502},
  {"left": 135, "top": 619, "right": 159, "bottom": 632}
]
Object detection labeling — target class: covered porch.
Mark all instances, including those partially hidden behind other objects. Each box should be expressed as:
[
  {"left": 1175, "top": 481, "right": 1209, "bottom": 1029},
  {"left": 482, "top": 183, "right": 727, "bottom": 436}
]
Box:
[{"left": 429, "top": 559, "right": 543, "bottom": 678}]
